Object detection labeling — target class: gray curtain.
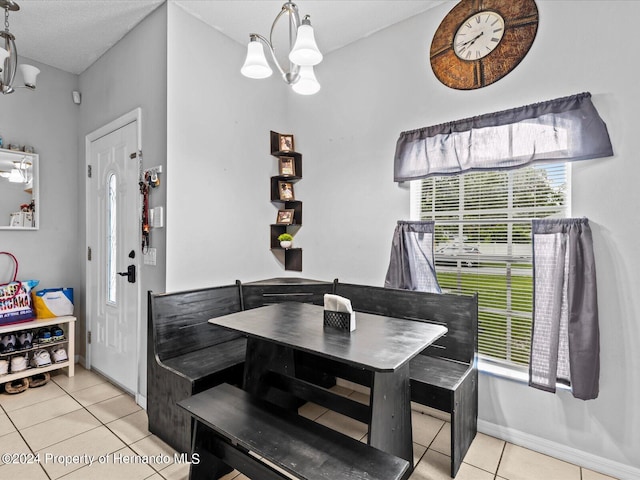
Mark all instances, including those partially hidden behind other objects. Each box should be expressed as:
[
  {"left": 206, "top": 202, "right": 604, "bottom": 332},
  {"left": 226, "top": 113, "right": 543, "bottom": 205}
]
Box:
[
  {"left": 384, "top": 221, "right": 441, "bottom": 293},
  {"left": 394, "top": 92, "right": 613, "bottom": 182},
  {"left": 530, "top": 218, "right": 599, "bottom": 400}
]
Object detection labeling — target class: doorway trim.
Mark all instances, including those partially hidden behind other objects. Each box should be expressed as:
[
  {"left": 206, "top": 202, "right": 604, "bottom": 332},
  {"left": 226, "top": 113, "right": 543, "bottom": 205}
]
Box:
[{"left": 85, "top": 107, "right": 143, "bottom": 405}]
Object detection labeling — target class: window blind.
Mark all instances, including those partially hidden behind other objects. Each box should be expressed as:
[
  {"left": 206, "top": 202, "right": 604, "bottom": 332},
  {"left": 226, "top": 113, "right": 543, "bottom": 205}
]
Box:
[{"left": 411, "top": 163, "right": 569, "bottom": 366}]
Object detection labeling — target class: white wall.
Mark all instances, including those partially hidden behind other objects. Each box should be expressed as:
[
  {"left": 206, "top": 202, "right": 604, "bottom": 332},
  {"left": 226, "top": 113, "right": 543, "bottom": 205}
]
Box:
[
  {"left": 166, "top": 1, "right": 639, "bottom": 477},
  {"left": 291, "top": 1, "right": 640, "bottom": 477},
  {"left": 0, "top": 59, "right": 80, "bottom": 327},
  {"left": 78, "top": 3, "right": 167, "bottom": 400},
  {"left": 166, "top": 2, "right": 289, "bottom": 291}
]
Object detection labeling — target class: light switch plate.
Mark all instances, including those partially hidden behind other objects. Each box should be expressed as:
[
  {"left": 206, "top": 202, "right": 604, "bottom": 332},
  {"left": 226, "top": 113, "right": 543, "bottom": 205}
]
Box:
[{"left": 144, "top": 247, "right": 157, "bottom": 266}]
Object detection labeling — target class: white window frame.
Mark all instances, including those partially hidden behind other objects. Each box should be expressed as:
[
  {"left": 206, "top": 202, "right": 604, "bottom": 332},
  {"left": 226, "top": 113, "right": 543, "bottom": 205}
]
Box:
[{"left": 410, "top": 163, "right": 571, "bottom": 377}]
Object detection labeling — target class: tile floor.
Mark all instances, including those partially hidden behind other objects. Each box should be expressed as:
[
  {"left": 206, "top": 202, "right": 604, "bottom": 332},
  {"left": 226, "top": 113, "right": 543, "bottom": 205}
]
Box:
[{"left": 0, "top": 365, "right": 618, "bottom": 480}]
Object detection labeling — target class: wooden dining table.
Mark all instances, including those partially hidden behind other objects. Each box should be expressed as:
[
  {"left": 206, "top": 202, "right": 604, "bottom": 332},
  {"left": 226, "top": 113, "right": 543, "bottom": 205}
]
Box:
[{"left": 209, "top": 301, "right": 447, "bottom": 470}]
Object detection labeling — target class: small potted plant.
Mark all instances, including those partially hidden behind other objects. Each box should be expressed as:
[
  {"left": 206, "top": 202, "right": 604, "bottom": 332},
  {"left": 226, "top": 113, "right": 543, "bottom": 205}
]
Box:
[{"left": 278, "top": 233, "right": 293, "bottom": 248}]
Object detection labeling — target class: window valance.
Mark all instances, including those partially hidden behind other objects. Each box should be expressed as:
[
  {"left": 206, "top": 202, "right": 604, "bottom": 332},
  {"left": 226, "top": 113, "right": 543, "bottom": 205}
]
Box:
[{"left": 394, "top": 92, "right": 613, "bottom": 182}]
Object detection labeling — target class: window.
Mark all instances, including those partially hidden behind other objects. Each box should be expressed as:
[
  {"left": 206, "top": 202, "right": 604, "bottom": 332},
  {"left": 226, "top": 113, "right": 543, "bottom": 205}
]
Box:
[
  {"left": 107, "top": 173, "right": 117, "bottom": 304},
  {"left": 411, "top": 163, "right": 569, "bottom": 368}
]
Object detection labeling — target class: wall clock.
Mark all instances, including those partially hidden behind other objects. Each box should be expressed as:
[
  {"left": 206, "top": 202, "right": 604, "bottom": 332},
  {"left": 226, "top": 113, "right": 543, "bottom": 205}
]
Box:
[{"left": 430, "top": 0, "right": 539, "bottom": 89}]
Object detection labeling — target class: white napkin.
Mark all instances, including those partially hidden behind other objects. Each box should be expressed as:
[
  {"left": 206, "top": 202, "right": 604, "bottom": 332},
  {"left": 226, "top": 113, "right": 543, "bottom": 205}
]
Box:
[{"left": 324, "top": 294, "right": 356, "bottom": 331}]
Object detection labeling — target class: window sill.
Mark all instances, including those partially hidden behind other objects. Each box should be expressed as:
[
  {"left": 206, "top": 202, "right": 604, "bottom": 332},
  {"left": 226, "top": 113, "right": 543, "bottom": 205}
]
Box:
[{"left": 478, "top": 355, "right": 571, "bottom": 391}]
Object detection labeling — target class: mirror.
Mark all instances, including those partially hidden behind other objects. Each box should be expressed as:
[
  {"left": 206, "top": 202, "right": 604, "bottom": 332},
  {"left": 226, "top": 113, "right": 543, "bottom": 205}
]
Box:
[{"left": 0, "top": 148, "right": 39, "bottom": 230}]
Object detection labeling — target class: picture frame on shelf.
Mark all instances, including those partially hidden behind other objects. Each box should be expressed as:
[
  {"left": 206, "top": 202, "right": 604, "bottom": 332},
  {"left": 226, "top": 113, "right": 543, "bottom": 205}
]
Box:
[
  {"left": 278, "top": 181, "right": 295, "bottom": 201},
  {"left": 279, "top": 134, "right": 295, "bottom": 152},
  {"left": 279, "top": 156, "right": 296, "bottom": 177},
  {"left": 276, "top": 209, "right": 295, "bottom": 225}
]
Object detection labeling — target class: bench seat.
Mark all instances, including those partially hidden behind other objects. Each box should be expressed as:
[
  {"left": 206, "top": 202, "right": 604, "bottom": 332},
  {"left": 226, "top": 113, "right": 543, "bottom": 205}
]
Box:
[
  {"left": 410, "top": 355, "right": 472, "bottom": 391},
  {"left": 162, "top": 337, "right": 247, "bottom": 389},
  {"left": 178, "top": 383, "right": 409, "bottom": 480},
  {"left": 147, "top": 284, "right": 246, "bottom": 453}
]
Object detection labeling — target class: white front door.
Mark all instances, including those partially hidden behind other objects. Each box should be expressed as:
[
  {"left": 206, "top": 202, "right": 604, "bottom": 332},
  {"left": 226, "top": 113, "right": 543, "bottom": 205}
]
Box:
[{"left": 87, "top": 120, "right": 140, "bottom": 394}]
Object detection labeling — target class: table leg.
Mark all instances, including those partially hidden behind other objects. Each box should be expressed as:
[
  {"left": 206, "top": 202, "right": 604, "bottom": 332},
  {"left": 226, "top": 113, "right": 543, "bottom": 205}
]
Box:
[
  {"left": 369, "top": 363, "right": 413, "bottom": 468},
  {"left": 243, "top": 338, "right": 297, "bottom": 409}
]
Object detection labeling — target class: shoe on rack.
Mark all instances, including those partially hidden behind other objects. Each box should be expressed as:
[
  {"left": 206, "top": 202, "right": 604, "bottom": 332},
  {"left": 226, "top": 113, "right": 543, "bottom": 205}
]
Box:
[
  {"left": 10, "top": 354, "right": 28, "bottom": 372},
  {"left": 0, "top": 359, "right": 8, "bottom": 375},
  {"left": 16, "top": 331, "right": 33, "bottom": 350},
  {"left": 4, "top": 378, "right": 28, "bottom": 394},
  {"left": 35, "top": 328, "right": 52, "bottom": 344},
  {"left": 1, "top": 334, "right": 17, "bottom": 353},
  {"left": 28, "top": 372, "right": 50, "bottom": 388},
  {"left": 51, "top": 347, "right": 68, "bottom": 363},
  {"left": 30, "top": 350, "right": 51, "bottom": 368},
  {"left": 50, "top": 325, "right": 65, "bottom": 342}
]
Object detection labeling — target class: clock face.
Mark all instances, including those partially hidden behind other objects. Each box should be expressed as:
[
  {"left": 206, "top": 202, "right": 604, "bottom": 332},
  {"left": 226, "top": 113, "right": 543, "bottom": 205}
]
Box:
[
  {"left": 430, "top": 0, "right": 539, "bottom": 90},
  {"left": 453, "top": 11, "right": 505, "bottom": 61}
]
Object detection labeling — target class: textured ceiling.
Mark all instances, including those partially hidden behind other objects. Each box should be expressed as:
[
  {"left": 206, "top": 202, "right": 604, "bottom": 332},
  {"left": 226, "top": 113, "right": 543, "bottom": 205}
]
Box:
[
  {"left": 7, "top": 0, "right": 448, "bottom": 75},
  {"left": 9, "top": 0, "right": 165, "bottom": 74},
  {"left": 175, "top": 1, "right": 448, "bottom": 55}
]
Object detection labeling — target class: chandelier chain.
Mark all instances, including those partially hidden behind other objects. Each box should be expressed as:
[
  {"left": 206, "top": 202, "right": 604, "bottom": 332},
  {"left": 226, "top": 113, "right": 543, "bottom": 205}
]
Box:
[{"left": 4, "top": 8, "right": 8, "bottom": 31}]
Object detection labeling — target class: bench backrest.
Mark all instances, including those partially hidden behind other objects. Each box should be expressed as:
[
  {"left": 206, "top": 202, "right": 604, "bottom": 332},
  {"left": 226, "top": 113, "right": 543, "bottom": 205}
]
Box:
[
  {"left": 334, "top": 282, "right": 477, "bottom": 364},
  {"left": 148, "top": 283, "right": 243, "bottom": 362},
  {"left": 242, "top": 277, "right": 332, "bottom": 310}
]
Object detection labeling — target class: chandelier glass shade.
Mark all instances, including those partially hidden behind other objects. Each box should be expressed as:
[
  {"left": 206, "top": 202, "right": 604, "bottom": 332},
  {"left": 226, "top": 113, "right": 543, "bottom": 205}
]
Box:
[
  {"left": 0, "top": 0, "right": 40, "bottom": 95},
  {"left": 241, "top": 2, "right": 322, "bottom": 95}
]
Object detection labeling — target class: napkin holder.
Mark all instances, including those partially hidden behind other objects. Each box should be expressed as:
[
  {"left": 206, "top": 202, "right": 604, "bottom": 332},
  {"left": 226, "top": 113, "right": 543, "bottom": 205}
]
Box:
[
  {"left": 323, "top": 310, "right": 353, "bottom": 331},
  {"left": 323, "top": 293, "right": 356, "bottom": 332}
]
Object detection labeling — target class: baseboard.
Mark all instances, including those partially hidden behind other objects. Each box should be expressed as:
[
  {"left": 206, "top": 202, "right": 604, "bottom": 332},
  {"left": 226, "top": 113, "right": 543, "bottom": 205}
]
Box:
[
  {"left": 136, "top": 394, "right": 147, "bottom": 410},
  {"left": 478, "top": 419, "right": 640, "bottom": 480}
]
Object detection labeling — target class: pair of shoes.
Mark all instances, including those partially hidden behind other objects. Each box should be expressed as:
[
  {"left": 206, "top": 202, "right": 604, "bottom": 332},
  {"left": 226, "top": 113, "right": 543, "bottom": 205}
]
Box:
[
  {"left": 16, "top": 331, "right": 33, "bottom": 350},
  {"left": 0, "top": 334, "right": 16, "bottom": 353},
  {"left": 0, "top": 359, "right": 8, "bottom": 375},
  {"left": 28, "top": 372, "right": 50, "bottom": 388},
  {"left": 51, "top": 347, "right": 68, "bottom": 363},
  {"left": 30, "top": 350, "right": 51, "bottom": 368},
  {"left": 4, "top": 378, "right": 28, "bottom": 394},
  {"left": 51, "top": 325, "right": 64, "bottom": 341},
  {"left": 10, "top": 354, "right": 29, "bottom": 372},
  {"left": 35, "top": 328, "right": 52, "bottom": 344}
]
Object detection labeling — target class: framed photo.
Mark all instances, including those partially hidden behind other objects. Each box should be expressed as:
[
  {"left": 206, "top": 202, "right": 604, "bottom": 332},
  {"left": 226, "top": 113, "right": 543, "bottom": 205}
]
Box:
[
  {"left": 276, "top": 209, "right": 295, "bottom": 225},
  {"left": 278, "top": 181, "right": 295, "bottom": 201},
  {"left": 279, "top": 156, "right": 296, "bottom": 177},
  {"left": 279, "top": 134, "right": 295, "bottom": 152}
]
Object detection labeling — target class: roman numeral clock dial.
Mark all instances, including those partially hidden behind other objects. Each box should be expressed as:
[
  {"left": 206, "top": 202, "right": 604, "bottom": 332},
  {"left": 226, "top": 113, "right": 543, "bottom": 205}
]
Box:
[{"left": 430, "top": 0, "right": 539, "bottom": 89}]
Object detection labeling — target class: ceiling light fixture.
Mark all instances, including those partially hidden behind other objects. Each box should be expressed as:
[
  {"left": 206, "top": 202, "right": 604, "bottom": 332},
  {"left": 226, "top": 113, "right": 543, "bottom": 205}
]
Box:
[
  {"left": 0, "top": 0, "right": 39, "bottom": 95},
  {"left": 241, "top": 2, "right": 322, "bottom": 95}
]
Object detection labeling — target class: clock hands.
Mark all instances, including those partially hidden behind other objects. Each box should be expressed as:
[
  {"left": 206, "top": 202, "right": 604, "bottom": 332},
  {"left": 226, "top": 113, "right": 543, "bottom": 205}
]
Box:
[{"left": 457, "top": 31, "right": 484, "bottom": 49}]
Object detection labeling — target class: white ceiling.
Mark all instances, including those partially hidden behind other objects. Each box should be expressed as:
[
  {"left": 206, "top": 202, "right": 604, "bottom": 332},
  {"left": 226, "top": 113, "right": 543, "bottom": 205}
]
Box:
[{"left": 8, "top": 0, "right": 448, "bottom": 75}]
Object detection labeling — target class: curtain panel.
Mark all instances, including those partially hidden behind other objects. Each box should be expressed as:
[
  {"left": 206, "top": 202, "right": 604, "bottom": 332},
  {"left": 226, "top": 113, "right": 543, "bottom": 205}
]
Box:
[
  {"left": 384, "top": 221, "right": 441, "bottom": 293},
  {"left": 529, "top": 218, "right": 599, "bottom": 400},
  {"left": 394, "top": 92, "right": 613, "bottom": 182}
]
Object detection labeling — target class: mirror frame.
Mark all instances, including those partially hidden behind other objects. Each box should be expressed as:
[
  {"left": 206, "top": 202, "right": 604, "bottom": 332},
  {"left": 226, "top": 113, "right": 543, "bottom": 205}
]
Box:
[{"left": 0, "top": 148, "right": 39, "bottom": 230}]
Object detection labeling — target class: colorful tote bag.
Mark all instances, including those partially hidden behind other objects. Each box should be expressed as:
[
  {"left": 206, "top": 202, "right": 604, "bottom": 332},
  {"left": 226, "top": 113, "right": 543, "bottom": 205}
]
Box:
[{"left": 0, "top": 252, "right": 38, "bottom": 325}]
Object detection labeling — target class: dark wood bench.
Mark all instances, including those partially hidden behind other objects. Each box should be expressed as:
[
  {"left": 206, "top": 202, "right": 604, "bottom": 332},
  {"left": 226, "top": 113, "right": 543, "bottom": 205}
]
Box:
[
  {"left": 334, "top": 282, "right": 478, "bottom": 478},
  {"left": 147, "top": 283, "right": 247, "bottom": 453},
  {"left": 177, "top": 383, "right": 409, "bottom": 480},
  {"left": 241, "top": 277, "right": 332, "bottom": 309}
]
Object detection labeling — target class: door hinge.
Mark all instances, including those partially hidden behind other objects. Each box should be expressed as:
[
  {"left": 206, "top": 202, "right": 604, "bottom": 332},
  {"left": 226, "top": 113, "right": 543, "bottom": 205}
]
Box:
[
  {"left": 87, "top": 331, "right": 92, "bottom": 344},
  {"left": 87, "top": 165, "right": 92, "bottom": 178},
  {"left": 87, "top": 246, "right": 92, "bottom": 261}
]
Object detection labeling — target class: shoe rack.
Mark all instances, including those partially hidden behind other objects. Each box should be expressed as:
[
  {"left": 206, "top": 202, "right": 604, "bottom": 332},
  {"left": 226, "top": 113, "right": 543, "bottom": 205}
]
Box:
[{"left": 0, "top": 316, "right": 76, "bottom": 385}]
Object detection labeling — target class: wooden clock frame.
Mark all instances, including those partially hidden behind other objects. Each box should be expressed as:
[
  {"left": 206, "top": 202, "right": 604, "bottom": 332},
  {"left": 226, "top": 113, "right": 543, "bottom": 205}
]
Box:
[{"left": 430, "top": 0, "right": 539, "bottom": 90}]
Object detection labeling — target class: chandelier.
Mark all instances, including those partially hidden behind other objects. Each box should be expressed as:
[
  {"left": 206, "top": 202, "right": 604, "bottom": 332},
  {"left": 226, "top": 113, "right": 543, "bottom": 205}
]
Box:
[
  {"left": 240, "top": 2, "right": 322, "bottom": 95},
  {"left": 0, "top": 0, "right": 39, "bottom": 95}
]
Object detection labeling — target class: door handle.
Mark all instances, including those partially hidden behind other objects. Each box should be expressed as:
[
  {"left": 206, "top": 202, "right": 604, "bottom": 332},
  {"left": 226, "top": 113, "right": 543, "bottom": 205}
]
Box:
[{"left": 117, "top": 264, "right": 136, "bottom": 283}]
